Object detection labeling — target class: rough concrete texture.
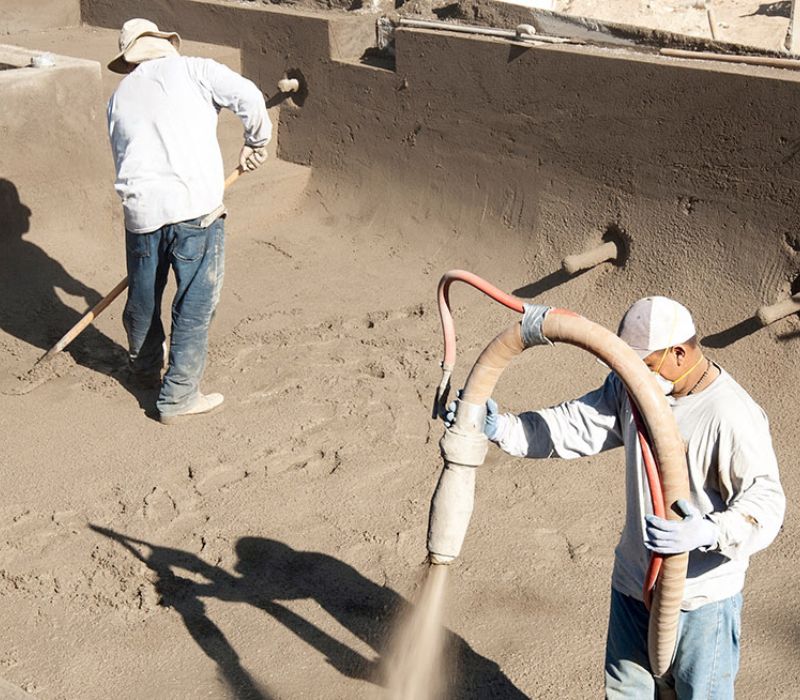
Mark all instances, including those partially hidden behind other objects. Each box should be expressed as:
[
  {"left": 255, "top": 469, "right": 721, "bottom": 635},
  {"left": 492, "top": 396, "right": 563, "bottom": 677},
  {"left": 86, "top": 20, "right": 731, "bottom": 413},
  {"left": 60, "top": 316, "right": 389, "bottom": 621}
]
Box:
[
  {"left": 557, "top": 0, "right": 796, "bottom": 52},
  {"left": 0, "top": 44, "right": 117, "bottom": 379},
  {"left": 1, "top": 1, "right": 798, "bottom": 698},
  {"left": 0, "top": 0, "right": 80, "bottom": 34}
]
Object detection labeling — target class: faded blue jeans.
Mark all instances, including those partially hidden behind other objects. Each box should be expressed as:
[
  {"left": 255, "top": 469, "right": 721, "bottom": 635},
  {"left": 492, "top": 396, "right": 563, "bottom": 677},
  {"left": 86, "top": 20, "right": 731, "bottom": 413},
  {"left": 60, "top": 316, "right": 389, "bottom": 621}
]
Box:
[
  {"left": 605, "top": 588, "right": 741, "bottom": 699},
  {"left": 123, "top": 216, "right": 224, "bottom": 417}
]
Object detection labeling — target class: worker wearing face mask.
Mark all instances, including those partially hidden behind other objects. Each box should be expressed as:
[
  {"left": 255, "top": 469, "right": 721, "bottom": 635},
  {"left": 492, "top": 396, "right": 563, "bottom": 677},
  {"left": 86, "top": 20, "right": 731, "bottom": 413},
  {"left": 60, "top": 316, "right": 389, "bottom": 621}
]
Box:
[{"left": 461, "top": 296, "right": 785, "bottom": 698}]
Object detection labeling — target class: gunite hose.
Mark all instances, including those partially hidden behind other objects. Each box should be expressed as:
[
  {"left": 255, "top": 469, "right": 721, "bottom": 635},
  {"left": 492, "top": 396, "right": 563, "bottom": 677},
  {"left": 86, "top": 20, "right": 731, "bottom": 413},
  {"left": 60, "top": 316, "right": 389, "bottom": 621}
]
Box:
[
  {"left": 428, "top": 270, "right": 690, "bottom": 679},
  {"left": 541, "top": 310, "right": 690, "bottom": 679}
]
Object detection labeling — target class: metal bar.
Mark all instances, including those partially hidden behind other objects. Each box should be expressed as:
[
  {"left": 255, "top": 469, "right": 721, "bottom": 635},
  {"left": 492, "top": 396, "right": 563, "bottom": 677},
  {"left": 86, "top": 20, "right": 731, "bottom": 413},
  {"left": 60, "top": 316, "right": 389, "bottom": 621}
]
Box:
[
  {"left": 396, "top": 18, "right": 572, "bottom": 45},
  {"left": 660, "top": 47, "right": 800, "bottom": 70}
]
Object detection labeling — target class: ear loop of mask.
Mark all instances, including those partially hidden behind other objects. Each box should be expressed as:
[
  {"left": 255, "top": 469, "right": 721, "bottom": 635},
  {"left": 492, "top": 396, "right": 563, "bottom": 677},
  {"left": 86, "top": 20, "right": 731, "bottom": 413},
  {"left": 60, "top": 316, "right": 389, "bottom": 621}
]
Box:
[
  {"left": 652, "top": 306, "right": 703, "bottom": 387},
  {"left": 653, "top": 345, "right": 671, "bottom": 375},
  {"left": 671, "top": 354, "right": 705, "bottom": 386}
]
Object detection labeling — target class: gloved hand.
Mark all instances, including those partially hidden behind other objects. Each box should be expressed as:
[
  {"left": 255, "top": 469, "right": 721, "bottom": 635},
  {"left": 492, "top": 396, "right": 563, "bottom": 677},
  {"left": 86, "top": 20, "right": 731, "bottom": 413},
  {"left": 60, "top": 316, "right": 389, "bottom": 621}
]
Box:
[
  {"left": 239, "top": 143, "right": 267, "bottom": 171},
  {"left": 443, "top": 395, "right": 504, "bottom": 441},
  {"left": 644, "top": 499, "right": 718, "bottom": 554}
]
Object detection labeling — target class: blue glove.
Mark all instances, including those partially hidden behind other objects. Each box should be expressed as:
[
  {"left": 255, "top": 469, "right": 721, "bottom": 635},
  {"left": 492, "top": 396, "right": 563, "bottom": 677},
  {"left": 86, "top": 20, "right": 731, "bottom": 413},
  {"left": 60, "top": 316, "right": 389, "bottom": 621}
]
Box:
[
  {"left": 443, "top": 395, "right": 501, "bottom": 441},
  {"left": 483, "top": 398, "right": 500, "bottom": 440},
  {"left": 644, "top": 499, "right": 718, "bottom": 554}
]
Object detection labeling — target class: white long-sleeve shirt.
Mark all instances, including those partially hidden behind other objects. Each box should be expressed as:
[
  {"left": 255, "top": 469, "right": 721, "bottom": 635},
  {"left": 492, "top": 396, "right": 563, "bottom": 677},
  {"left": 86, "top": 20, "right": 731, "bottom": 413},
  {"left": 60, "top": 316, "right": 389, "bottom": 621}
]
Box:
[
  {"left": 494, "top": 368, "right": 785, "bottom": 610},
  {"left": 107, "top": 56, "right": 271, "bottom": 233}
]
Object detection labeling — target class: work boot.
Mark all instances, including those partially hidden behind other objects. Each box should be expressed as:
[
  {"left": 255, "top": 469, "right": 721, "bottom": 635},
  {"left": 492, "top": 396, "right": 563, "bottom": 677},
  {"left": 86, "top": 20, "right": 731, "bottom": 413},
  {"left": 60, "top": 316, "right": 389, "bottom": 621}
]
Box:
[{"left": 159, "top": 392, "right": 224, "bottom": 425}]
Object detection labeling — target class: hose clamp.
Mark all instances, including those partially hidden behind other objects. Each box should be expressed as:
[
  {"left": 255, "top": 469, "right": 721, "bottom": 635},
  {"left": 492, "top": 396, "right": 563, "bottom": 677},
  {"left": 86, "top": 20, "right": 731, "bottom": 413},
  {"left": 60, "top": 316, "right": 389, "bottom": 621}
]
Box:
[{"left": 521, "top": 304, "right": 553, "bottom": 348}]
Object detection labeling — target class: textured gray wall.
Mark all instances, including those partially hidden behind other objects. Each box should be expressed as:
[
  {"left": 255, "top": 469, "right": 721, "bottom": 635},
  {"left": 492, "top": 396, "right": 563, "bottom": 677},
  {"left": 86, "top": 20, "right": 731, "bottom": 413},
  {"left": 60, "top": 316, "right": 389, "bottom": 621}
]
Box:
[
  {"left": 0, "top": 46, "right": 112, "bottom": 256},
  {"left": 0, "top": 0, "right": 80, "bottom": 34}
]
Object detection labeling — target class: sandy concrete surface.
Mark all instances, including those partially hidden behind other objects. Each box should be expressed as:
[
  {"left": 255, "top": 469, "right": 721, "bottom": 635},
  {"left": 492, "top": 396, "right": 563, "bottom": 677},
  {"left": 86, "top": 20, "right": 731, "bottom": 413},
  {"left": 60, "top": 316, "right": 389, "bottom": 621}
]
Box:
[
  {"left": 555, "top": 0, "right": 795, "bottom": 52},
  {"left": 1, "top": 2, "right": 799, "bottom": 699},
  {"left": 0, "top": 1, "right": 80, "bottom": 35}
]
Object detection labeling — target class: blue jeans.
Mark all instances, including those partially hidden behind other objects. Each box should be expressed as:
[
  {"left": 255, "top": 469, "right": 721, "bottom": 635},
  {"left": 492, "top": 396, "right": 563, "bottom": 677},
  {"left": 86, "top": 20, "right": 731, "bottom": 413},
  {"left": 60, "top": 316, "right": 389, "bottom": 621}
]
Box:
[
  {"left": 123, "top": 217, "right": 225, "bottom": 417},
  {"left": 605, "top": 588, "right": 741, "bottom": 699}
]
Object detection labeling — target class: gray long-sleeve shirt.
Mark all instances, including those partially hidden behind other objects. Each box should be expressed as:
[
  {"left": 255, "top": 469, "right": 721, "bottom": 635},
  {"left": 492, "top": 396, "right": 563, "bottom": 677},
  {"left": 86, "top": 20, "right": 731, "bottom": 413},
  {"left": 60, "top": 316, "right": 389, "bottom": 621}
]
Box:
[
  {"left": 108, "top": 56, "right": 271, "bottom": 233},
  {"left": 494, "top": 368, "right": 785, "bottom": 610}
]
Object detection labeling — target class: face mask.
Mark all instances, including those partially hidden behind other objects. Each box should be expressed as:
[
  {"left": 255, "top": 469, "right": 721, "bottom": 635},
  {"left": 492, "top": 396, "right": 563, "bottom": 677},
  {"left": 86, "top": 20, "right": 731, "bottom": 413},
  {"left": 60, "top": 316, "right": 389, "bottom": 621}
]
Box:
[
  {"left": 652, "top": 372, "right": 675, "bottom": 395},
  {"left": 651, "top": 347, "right": 704, "bottom": 397}
]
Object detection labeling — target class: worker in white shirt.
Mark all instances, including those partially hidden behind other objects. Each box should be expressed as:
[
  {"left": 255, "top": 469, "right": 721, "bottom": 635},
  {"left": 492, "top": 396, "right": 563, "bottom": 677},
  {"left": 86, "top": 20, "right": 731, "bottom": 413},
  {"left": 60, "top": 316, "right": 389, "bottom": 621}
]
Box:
[
  {"left": 107, "top": 18, "right": 271, "bottom": 424},
  {"left": 447, "top": 296, "right": 784, "bottom": 697}
]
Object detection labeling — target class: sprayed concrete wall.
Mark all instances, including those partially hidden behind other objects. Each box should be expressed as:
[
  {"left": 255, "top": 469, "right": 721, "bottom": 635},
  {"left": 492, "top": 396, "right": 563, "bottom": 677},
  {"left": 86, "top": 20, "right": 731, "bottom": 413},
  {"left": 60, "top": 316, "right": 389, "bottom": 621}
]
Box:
[
  {"left": 83, "top": 0, "right": 800, "bottom": 341},
  {"left": 0, "top": 0, "right": 80, "bottom": 34},
  {"left": 0, "top": 45, "right": 112, "bottom": 265}
]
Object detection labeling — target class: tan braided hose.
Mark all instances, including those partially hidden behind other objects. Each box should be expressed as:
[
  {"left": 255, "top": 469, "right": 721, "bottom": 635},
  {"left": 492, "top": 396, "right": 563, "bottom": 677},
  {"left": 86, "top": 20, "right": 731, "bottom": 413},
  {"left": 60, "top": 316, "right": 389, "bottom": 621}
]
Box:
[{"left": 427, "top": 278, "right": 690, "bottom": 679}]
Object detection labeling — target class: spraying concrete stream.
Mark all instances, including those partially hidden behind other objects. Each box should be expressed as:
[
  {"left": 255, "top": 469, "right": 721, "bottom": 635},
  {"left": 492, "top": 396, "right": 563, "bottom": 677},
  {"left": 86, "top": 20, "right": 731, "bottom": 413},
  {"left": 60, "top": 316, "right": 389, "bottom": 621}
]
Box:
[{"left": 384, "top": 271, "right": 693, "bottom": 692}]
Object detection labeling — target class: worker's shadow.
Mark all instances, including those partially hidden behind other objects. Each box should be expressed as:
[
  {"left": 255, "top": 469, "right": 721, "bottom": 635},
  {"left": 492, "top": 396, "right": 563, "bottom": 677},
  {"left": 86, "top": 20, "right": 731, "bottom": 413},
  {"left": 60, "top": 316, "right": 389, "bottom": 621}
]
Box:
[
  {"left": 0, "top": 179, "right": 144, "bottom": 398},
  {"left": 90, "top": 525, "right": 528, "bottom": 700}
]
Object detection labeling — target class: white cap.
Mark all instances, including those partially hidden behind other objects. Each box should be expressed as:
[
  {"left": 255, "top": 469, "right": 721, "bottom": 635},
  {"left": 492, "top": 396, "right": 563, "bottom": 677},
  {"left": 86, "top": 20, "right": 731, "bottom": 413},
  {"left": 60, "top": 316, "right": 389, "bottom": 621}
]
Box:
[
  {"left": 617, "top": 296, "right": 696, "bottom": 359},
  {"left": 108, "top": 18, "right": 181, "bottom": 74}
]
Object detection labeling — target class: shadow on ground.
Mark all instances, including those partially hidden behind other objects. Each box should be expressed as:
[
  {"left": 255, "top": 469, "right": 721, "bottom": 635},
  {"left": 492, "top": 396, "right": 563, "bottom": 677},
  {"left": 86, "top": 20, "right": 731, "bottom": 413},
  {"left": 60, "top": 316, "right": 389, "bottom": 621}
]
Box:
[
  {"left": 90, "top": 525, "right": 527, "bottom": 699},
  {"left": 747, "top": 1, "right": 791, "bottom": 18},
  {"left": 0, "top": 178, "right": 153, "bottom": 407}
]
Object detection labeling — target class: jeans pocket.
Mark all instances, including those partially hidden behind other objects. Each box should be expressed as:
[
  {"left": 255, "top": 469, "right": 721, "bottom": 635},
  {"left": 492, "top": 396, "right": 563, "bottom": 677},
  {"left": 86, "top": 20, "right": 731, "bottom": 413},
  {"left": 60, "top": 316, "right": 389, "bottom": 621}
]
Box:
[
  {"left": 126, "top": 231, "right": 151, "bottom": 258},
  {"left": 173, "top": 224, "right": 208, "bottom": 262}
]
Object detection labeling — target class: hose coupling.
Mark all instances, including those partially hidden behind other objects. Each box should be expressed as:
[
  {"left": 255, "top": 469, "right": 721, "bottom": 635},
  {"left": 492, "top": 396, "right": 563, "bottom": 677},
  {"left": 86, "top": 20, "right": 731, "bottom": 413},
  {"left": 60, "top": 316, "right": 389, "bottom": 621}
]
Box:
[
  {"left": 429, "top": 553, "right": 456, "bottom": 565},
  {"left": 440, "top": 422, "right": 489, "bottom": 467}
]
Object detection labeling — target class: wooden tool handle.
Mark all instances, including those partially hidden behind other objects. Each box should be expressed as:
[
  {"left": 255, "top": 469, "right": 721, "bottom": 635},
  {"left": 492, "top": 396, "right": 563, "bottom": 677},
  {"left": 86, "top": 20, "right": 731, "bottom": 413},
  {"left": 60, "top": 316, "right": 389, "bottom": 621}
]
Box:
[{"left": 37, "top": 166, "right": 244, "bottom": 364}]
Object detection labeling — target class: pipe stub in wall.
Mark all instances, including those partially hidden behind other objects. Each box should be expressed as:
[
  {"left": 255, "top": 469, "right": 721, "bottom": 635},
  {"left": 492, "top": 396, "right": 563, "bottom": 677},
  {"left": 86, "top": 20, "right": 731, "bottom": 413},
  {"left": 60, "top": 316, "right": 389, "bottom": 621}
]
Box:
[
  {"left": 278, "top": 77, "right": 300, "bottom": 93},
  {"left": 756, "top": 294, "right": 800, "bottom": 326},
  {"left": 515, "top": 24, "right": 537, "bottom": 39},
  {"left": 562, "top": 240, "right": 620, "bottom": 275}
]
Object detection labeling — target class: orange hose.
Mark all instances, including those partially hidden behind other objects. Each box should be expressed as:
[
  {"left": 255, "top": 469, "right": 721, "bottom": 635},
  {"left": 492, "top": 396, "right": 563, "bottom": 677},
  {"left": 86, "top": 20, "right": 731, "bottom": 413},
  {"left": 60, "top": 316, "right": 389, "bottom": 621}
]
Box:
[
  {"left": 631, "top": 402, "right": 665, "bottom": 610},
  {"left": 437, "top": 270, "right": 524, "bottom": 370}
]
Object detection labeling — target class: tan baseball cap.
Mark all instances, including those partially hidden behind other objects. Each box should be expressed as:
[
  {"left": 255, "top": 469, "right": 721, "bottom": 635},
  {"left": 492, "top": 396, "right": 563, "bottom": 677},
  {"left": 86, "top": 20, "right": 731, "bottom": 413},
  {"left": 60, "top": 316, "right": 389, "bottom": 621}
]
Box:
[
  {"left": 108, "top": 18, "right": 181, "bottom": 74},
  {"left": 617, "top": 296, "right": 696, "bottom": 359}
]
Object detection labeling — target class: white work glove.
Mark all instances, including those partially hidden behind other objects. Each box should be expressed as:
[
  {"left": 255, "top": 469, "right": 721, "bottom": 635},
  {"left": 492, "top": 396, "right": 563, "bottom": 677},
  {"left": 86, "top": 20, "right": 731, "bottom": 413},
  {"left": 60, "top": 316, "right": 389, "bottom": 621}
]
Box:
[
  {"left": 644, "top": 499, "right": 719, "bottom": 554},
  {"left": 239, "top": 143, "right": 267, "bottom": 171},
  {"left": 443, "top": 395, "right": 506, "bottom": 442}
]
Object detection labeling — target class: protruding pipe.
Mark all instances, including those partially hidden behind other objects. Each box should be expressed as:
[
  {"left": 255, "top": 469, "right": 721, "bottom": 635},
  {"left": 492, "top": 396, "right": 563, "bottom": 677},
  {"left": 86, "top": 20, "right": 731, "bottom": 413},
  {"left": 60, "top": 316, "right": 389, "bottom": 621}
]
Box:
[
  {"left": 515, "top": 24, "right": 536, "bottom": 39},
  {"left": 562, "top": 240, "right": 619, "bottom": 275},
  {"left": 277, "top": 78, "right": 300, "bottom": 93},
  {"left": 756, "top": 294, "right": 800, "bottom": 326}
]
